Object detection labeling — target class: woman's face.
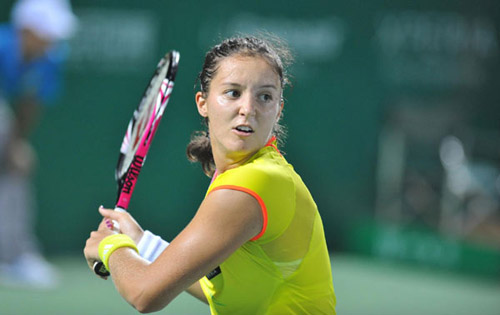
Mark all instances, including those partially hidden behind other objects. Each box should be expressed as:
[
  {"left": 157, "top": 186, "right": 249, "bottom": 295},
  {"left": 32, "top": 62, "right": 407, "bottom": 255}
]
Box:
[{"left": 196, "top": 55, "right": 283, "bottom": 165}]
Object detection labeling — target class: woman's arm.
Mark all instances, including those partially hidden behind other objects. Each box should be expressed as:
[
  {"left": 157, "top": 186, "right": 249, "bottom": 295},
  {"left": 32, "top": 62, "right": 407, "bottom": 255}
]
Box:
[
  {"left": 85, "top": 188, "right": 263, "bottom": 313},
  {"left": 186, "top": 281, "right": 208, "bottom": 304}
]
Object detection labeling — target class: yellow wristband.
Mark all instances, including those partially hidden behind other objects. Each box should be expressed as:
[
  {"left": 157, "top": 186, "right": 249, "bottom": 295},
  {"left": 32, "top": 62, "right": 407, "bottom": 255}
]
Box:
[{"left": 98, "top": 234, "right": 139, "bottom": 272}]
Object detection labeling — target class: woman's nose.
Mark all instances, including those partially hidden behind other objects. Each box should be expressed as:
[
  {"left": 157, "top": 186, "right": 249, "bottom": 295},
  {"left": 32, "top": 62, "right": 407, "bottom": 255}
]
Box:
[{"left": 238, "top": 95, "right": 256, "bottom": 116}]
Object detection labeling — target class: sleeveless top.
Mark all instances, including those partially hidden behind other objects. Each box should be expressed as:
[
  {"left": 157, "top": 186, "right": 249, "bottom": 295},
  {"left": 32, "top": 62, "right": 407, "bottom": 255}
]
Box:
[{"left": 199, "top": 138, "right": 336, "bottom": 314}]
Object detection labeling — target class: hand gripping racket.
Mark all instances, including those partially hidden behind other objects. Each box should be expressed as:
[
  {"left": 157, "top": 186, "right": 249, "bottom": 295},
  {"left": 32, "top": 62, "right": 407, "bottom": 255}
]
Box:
[{"left": 93, "top": 51, "right": 180, "bottom": 277}]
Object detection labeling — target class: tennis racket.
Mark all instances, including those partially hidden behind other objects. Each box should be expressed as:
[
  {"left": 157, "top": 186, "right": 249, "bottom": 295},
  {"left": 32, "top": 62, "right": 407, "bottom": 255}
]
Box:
[{"left": 93, "top": 51, "right": 180, "bottom": 277}]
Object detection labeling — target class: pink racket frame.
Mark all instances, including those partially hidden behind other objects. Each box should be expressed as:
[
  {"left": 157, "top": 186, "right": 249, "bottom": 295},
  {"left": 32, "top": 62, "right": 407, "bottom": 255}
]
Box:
[{"left": 115, "top": 79, "right": 174, "bottom": 211}]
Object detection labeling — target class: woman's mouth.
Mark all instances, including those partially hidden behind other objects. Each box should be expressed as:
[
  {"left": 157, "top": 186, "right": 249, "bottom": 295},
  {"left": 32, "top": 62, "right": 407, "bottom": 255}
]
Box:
[{"left": 234, "top": 125, "right": 254, "bottom": 135}]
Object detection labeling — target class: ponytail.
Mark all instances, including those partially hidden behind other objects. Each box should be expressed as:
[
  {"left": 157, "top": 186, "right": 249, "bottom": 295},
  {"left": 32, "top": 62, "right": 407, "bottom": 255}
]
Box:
[{"left": 186, "top": 129, "right": 215, "bottom": 177}]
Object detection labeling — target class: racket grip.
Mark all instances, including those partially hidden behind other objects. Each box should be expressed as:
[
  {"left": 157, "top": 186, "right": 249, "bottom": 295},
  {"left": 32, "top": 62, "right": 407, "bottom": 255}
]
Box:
[{"left": 110, "top": 207, "right": 126, "bottom": 232}]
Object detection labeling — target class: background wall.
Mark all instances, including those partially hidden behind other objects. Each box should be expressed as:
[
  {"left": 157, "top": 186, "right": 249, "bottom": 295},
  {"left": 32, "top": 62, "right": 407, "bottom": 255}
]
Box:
[{"left": 1, "top": 0, "right": 499, "bottom": 275}]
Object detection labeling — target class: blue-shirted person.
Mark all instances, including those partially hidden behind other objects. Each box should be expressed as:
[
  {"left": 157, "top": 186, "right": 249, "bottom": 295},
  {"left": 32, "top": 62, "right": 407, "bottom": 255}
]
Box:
[{"left": 0, "top": 0, "right": 77, "bottom": 288}]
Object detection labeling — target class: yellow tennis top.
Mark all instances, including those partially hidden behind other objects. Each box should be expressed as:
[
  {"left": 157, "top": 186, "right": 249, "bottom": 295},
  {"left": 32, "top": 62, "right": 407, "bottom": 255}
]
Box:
[{"left": 199, "top": 138, "right": 336, "bottom": 314}]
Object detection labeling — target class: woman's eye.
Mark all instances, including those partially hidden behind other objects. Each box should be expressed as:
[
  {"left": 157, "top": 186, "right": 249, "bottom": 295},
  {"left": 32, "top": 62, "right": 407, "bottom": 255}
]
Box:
[
  {"left": 259, "top": 94, "right": 273, "bottom": 102},
  {"left": 225, "top": 90, "right": 240, "bottom": 98}
]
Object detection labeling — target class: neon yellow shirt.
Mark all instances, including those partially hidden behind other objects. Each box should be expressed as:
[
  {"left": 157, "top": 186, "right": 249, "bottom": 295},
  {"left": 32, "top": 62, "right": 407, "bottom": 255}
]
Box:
[{"left": 200, "top": 139, "right": 336, "bottom": 314}]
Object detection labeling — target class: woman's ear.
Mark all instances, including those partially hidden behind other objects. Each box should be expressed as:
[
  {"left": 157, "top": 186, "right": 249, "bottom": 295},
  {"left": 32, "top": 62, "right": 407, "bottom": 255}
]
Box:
[{"left": 195, "top": 92, "right": 208, "bottom": 117}]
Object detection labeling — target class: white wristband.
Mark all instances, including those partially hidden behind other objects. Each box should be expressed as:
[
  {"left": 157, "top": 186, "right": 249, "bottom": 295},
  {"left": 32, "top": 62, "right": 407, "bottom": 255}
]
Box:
[{"left": 137, "top": 230, "right": 169, "bottom": 262}]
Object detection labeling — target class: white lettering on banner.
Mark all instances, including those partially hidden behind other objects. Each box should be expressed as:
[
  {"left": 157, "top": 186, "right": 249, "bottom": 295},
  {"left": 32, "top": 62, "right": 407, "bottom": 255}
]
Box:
[
  {"left": 199, "top": 13, "right": 346, "bottom": 63},
  {"left": 373, "top": 11, "right": 498, "bottom": 88},
  {"left": 373, "top": 225, "right": 461, "bottom": 267},
  {"left": 68, "top": 9, "right": 158, "bottom": 73}
]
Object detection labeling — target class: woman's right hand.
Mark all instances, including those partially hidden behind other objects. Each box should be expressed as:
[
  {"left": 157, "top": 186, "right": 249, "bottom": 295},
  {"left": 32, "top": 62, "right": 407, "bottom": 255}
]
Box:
[{"left": 98, "top": 206, "right": 144, "bottom": 244}]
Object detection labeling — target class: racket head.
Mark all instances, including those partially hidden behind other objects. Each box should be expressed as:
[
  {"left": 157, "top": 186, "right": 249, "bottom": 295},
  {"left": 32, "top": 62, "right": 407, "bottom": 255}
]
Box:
[{"left": 115, "top": 51, "right": 179, "bottom": 207}]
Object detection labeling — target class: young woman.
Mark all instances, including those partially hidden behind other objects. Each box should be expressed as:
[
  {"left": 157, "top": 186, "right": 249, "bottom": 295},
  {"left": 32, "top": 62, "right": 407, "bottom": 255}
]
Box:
[{"left": 84, "top": 35, "right": 336, "bottom": 314}]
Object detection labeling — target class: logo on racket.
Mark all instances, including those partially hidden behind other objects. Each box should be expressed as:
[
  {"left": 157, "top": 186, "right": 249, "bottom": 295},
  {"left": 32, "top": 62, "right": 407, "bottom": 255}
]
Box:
[{"left": 122, "top": 155, "right": 144, "bottom": 194}]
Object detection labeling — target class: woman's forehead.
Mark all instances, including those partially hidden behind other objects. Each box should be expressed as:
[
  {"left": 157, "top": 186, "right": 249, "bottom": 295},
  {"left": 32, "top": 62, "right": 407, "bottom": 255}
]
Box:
[{"left": 213, "top": 55, "right": 280, "bottom": 86}]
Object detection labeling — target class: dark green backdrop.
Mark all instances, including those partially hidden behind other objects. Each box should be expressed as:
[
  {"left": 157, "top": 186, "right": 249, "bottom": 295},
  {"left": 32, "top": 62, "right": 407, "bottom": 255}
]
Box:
[{"left": 1, "top": 0, "right": 498, "bottom": 255}]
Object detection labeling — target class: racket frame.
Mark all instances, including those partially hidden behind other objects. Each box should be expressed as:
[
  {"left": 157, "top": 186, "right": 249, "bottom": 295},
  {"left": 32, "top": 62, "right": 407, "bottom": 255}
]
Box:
[{"left": 93, "top": 51, "right": 179, "bottom": 277}]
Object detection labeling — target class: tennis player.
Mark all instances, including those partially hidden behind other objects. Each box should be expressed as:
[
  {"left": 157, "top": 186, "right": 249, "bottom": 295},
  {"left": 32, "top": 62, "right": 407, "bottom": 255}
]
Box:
[
  {"left": 84, "top": 35, "right": 336, "bottom": 314},
  {"left": 0, "top": 0, "right": 77, "bottom": 288}
]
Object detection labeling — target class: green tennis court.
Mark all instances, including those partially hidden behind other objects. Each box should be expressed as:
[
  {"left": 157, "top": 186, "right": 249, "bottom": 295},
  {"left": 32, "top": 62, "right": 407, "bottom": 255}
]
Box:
[{"left": 1, "top": 253, "right": 499, "bottom": 314}]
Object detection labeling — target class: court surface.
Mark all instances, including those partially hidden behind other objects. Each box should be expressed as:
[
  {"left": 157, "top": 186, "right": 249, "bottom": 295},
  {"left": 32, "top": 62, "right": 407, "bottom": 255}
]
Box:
[{"left": 1, "top": 253, "right": 499, "bottom": 314}]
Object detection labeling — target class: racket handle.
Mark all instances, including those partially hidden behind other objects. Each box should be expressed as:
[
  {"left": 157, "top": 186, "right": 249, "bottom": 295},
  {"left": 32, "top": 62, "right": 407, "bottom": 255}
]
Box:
[
  {"left": 110, "top": 207, "right": 126, "bottom": 232},
  {"left": 93, "top": 207, "right": 127, "bottom": 277},
  {"left": 93, "top": 261, "right": 110, "bottom": 277}
]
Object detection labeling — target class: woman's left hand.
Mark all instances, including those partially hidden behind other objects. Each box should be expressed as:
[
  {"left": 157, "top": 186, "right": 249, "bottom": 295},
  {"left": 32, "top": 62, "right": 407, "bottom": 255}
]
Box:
[{"left": 83, "top": 217, "right": 117, "bottom": 276}]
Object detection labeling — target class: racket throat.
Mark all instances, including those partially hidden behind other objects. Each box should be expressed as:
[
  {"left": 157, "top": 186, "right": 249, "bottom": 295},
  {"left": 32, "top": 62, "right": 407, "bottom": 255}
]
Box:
[
  {"left": 117, "top": 154, "right": 145, "bottom": 209},
  {"left": 122, "top": 155, "right": 144, "bottom": 194}
]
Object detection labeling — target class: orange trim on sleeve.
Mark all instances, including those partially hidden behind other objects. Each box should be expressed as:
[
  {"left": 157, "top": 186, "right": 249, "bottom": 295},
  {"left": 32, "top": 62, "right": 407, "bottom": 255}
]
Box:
[
  {"left": 265, "top": 136, "right": 282, "bottom": 157},
  {"left": 265, "top": 136, "right": 277, "bottom": 146},
  {"left": 209, "top": 185, "right": 268, "bottom": 241}
]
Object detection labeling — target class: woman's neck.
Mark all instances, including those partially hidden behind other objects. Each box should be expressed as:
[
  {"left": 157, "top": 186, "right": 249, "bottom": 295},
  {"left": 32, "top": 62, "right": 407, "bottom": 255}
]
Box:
[
  {"left": 212, "top": 146, "right": 259, "bottom": 174},
  {"left": 212, "top": 152, "right": 252, "bottom": 174}
]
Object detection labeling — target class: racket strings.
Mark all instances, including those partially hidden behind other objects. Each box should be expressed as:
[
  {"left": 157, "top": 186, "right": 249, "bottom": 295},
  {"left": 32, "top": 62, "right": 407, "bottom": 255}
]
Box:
[{"left": 118, "top": 67, "right": 170, "bottom": 179}]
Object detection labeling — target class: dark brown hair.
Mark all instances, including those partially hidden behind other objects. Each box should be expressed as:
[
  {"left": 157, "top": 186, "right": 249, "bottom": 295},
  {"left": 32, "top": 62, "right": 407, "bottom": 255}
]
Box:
[{"left": 187, "top": 35, "right": 293, "bottom": 177}]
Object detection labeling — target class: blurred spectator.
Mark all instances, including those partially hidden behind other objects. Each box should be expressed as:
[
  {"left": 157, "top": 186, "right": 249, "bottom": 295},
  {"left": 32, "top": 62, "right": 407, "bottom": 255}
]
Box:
[{"left": 0, "top": 0, "right": 77, "bottom": 288}]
